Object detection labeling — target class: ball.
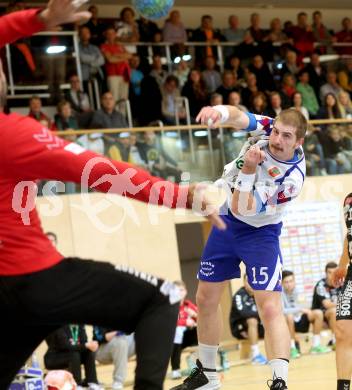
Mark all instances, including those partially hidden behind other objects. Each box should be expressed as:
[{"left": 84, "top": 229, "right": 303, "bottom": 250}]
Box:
[{"left": 132, "top": 0, "right": 174, "bottom": 20}]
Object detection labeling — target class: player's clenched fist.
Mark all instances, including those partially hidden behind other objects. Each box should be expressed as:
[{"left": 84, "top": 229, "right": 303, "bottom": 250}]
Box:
[{"left": 243, "top": 145, "right": 265, "bottom": 170}]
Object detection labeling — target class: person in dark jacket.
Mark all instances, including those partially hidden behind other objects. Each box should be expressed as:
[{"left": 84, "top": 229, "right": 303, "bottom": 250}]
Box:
[{"left": 230, "top": 274, "right": 267, "bottom": 365}]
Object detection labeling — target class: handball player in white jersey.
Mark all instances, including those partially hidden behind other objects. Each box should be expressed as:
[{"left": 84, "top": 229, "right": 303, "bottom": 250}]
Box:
[{"left": 171, "top": 105, "right": 307, "bottom": 390}]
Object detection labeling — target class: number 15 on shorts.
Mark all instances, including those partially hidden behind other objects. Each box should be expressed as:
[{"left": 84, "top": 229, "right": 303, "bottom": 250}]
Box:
[{"left": 251, "top": 266, "right": 269, "bottom": 285}]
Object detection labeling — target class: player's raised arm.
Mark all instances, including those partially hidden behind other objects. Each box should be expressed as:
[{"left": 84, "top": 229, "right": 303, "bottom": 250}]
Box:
[{"left": 196, "top": 105, "right": 250, "bottom": 130}]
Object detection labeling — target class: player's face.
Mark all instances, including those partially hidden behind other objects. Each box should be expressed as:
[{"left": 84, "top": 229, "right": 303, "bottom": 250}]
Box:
[
  {"left": 0, "top": 59, "right": 8, "bottom": 109},
  {"left": 282, "top": 275, "right": 295, "bottom": 293},
  {"left": 269, "top": 120, "right": 303, "bottom": 161}
]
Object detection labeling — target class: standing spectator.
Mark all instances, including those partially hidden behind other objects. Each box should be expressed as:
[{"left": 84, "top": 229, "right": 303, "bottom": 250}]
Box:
[
  {"left": 100, "top": 27, "right": 131, "bottom": 105},
  {"left": 280, "top": 73, "right": 297, "bottom": 109},
  {"left": 170, "top": 281, "right": 198, "bottom": 380},
  {"left": 290, "top": 12, "right": 315, "bottom": 60},
  {"left": 233, "top": 30, "right": 257, "bottom": 63},
  {"left": 162, "top": 10, "right": 187, "bottom": 59},
  {"left": 181, "top": 69, "right": 208, "bottom": 121},
  {"left": 320, "top": 71, "right": 343, "bottom": 102},
  {"left": 230, "top": 274, "right": 267, "bottom": 365},
  {"left": 192, "top": 15, "right": 223, "bottom": 66},
  {"left": 296, "top": 70, "right": 320, "bottom": 117},
  {"left": 311, "top": 11, "right": 333, "bottom": 53},
  {"left": 215, "top": 70, "right": 239, "bottom": 104},
  {"left": 202, "top": 56, "right": 222, "bottom": 94},
  {"left": 136, "top": 16, "right": 160, "bottom": 73},
  {"left": 139, "top": 74, "right": 163, "bottom": 125},
  {"left": 79, "top": 26, "right": 105, "bottom": 89},
  {"left": 249, "top": 92, "right": 267, "bottom": 114},
  {"left": 228, "top": 91, "right": 247, "bottom": 112},
  {"left": 65, "top": 74, "right": 91, "bottom": 114},
  {"left": 27, "top": 95, "right": 53, "bottom": 129},
  {"left": 84, "top": 5, "right": 106, "bottom": 45},
  {"left": 94, "top": 328, "right": 135, "bottom": 390},
  {"left": 247, "top": 54, "right": 275, "bottom": 92},
  {"left": 44, "top": 325, "right": 101, "bottom": 390},
  {"left": 149, "top": 54, "right": 168, "bottom": 88},
  {"left": 338, "top": 91, "right": 352, "bottom": 118},
  {"left": 264, "top": 92, "right": 283, "bottom": 117},
  {"left": 222, "top": 15, "right": 245, "bottom": 60},
  {"left": 241, "top": 72, "right": 259, "bottom": 108},
  {"left": 161, "top": 75, "right": 185, "bottom": 125},
  {"left": 246, "top": 12, "right": 266, "bottom": 43},
  {"left": 312, "top": 262, "right": 340, "bottom": 348},
  {"left": 282, "top": 270, "right": 330, "bottom": 358},
  {"left": 116, "top": 7, "right": 139, "bottom": 54},
  {"left": 129, "top": 53, "right": 144, "bottom": 120},
  {"left": 303, "top": 125, "right": 327, "bottom": 176},
  {"left": 263, "top": 18, "right": 293, "bottom": 61},
  {"left": 291, "top": 91, "right": 309, "bottom": 120},
  {"left": 334, "top": 17, "right": 352, "bottom": 56},
  {"left": 317, "top": 92, "right": 343, "bottom": 120},
  {"left": 303, "top": 51, "right": 327, "bottom": 102}
]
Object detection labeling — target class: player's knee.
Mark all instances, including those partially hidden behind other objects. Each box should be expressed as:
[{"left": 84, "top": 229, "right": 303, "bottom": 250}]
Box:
[
  {"left": 259, "top": 301, "right": 281, "bottom": 323},
  {"left": 336, "top": 321, "right": 348, "bottom": 342},
  {"left": 196, "top": 288, "right": 219, "bottom": 312}
]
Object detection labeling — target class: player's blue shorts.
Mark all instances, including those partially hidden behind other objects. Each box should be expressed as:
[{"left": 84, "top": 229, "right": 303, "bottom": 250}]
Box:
[{"left": 198, "top": 212, "right": 283, "bottom": 291}]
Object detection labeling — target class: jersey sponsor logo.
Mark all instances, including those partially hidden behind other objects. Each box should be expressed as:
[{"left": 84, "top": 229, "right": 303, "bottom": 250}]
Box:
[
  {"left": 268, "top": 166, "right": 281, "bottom": 177},
  {"left": 337, "top": 280, "right": 352, "bottom": 317},
  {"left": 33, "top": 127, "right": 64, "bottom": 150},
  {"left": 64, "top": 143, "right": 86, "bottom": 155},
  {"left": 199, "top": 261, "right": 215, "bottom": 277}
]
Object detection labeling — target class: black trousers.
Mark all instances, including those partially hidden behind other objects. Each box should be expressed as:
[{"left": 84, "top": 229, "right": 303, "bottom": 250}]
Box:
[
  {"left": 171, "top": 327, "right": 198, "bottom": 370},
  {"left": 0, "top": 258, "right": 179, "bottom": 390},
  {"left": 44, "top": 350, "right": 98, "bottom": 385}
]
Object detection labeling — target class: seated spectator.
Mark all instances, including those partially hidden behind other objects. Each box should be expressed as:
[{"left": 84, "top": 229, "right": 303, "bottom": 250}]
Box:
[
  {"left": 226, "top": 55, "right": 244, "bottom": 80},
  {"left": 222, "top": 15, "right": 245, "bottom": 60},
  {"left": 161, "top": 75, "right": 185, "bottom": 125},
  {"left": 311, "top": 11, "right": 333, "bottom": 52},
  {"left": 210, "top": 93, "right": 223, "bottom": 106},
  {"left": 100, "top": 26, "right": 131, "bottom": 105},
  {"left": 303, "top": 51, "right": 327, "bottom": 103},
  {"left": 202, "top": 56, "right": 222, "bottom": 94},
  {"left": 215, "top": 70, "right": 239, "bottom": 103},
  {"left": 264, "top": 92, "right": 283, "bottom": 117},
  {"left": 303, "top": 125, "right": 327, "bottom": 176},
  {"left": 296, "top": 70, "right": 320, "bottom": 117},
  {"left": 54, "top": 101, "right": 78, "bottom": 142},
  {"left": 312, "top": 262, "right": 340, "bottom": 348},
  {"left": 116, "top": 7, "right": 139, "bottom": 54},
  {"left": 93, "top": 328, "right": 135, "bottom": 390},
  {"left": 139, "top": 130, "right": 182, "bottom": 182},
  {"left": 337, "top": 59, "right": 352, "bottom": 96},
  {"left": 181, "top": 69, "right": 208, "bottom": 121},
  {"left": 250, "top": 92, "right": 267, "bottom": 115},
  {"left": 291, "top": 91, "right": 309, "bottom": 120},
  {"left": 289, "top": 12, "right": 315, "bottom": 60},
  {"left": 320, "top": 71, "right": 343, "bottom": 103},
  {"left": 320, "top": 126, "right": 352, "bottom": 174},
  {"left": 162, "top": 10, "right": 187, "bottom": 59},
  {"left": 78, "top": 26, "right": 105, "bottom": 88},
  {"left": 279, "top": 50, "right": 300, "bottom": 80},
  {"left": 84, "top": 5, "right": 106, "bottom": 46},
  {"left": 228, "top": 91, "right": 247, "bottom": 112},
  {"left": 334, "top": 17, "right": 352, "bottom": 56},
  {"left": 282, "top": 270, "right": 330, "bottom": 358},
  {"left": 241, "top": 72, "right": 260, "bottom": 108},
  {"left": 230, "top": 274, "right": 267, "bottom": 365},
  {"left": 44, "top": 325, "right": 102, "bottom": 390},
  {"left": 150, "top": 54, "right": 168, "bottom": 88},
  {"left": 338, "top": 90, "right": 352, "bottom": 118},
  {"left": 317, "top": 92, "right": 343, "bottom": 120},
  {"left": 280, "top": 73, "right": 297, "bottom": 108},
  {"left": 171, "top": 281, "right": 198, "bottom": 379},
  {"left": 28, "top": 96, "right": 54, "bottom": 129},
  {"left": 173, "top": 60, "right": 190, "bottom": 89},
  {"left": 65, "top": 74, "right": 91, "bottom": 114},
  {"left": 192, "top": 14, "right": 224, "bottom": 66},
  {"left": 247, "top": 55, "right": 275, "bottom": 92}
]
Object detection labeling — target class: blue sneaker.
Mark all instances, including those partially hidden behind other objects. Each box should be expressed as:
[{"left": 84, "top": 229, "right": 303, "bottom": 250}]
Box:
[{"left": 251, "top": 353, "right": 268, "bottom": 365}]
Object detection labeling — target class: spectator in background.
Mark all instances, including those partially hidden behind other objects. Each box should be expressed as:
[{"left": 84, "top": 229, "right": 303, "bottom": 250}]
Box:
[
  {"left": 250, "top": 92, "right": 267, "bottom": 114},
  {"left": 129, "top": 53, "right": 144, "bottom": 121},
  {"left": 44, "top": 325, "right": 101, "bottom": 390},
  {"left": 312, "top": 262, "right": 339, "bottom": 348},
  {"left": 337, "top": 59, "right": 352, "bottom": 96},
  {"left": 170, "top": 281, "right": 198, "bottom": 380},
  {"left": 161, "top": 75, "right": 185, "bottom": 125},
  {"left": 27, "top": 96, "right": 53, "bottom": 129},
  {"left": 246, "top": 12, "right": 266, "bottom": 43},
  {"left": 280, "top": 73, "right": 297, "bottom": 109},
  {"left": 230, "top": 274, "right": 267, "bottom": 365},
  {"left": 162, "top": 10, "right": 187, "bottom": 60},
  {"left": 317, "top": 92, "right": 343, "bottom": 120},
  {"left": 94, "top": 327, "right": 135, "bottom": 390},
  {"left": 247, "top": 54, "right": 275, "bottom": 92},
  {"left": 338, "top": 91, "right": 352, "bottom": 118},
  {"left": 226, "top": 55, "right": 244, "bottom": 80},
  {"left": 264, "top": 92, "right": 283, "bottom": 117},
  {"left": 79, "top": 26, "right": 105, "bottom": 90},
  {"left": 279, "top": 50, "right": 300, "bottom": 80},
  {"left": 139, "top": 73, "right": 163, "bottom": 125},
  {"left": 228, "top": 91, "right": 247, "bottom": 112},
  {"left": 100, "top": 26, "right": 131, "bottom": 105},
  {"left": 150, "top": 54, "right": 168, "bottom": 89},
  {"left": 116, "top": 7, "right": 139, "bottom": 54},
  {"left": 282, "top": 270, "right": 330, "bottom": 359},
  {"left": 304, "top": 51, "right": 327, "bottom": 102},
  {"left": 241, "top": 72, "right": 259, "bottom": 109},
  {"left": 210, "top": 93, "right": 223, "bottom": 106},
  {"left": 233, "top": 30, "right": 257, "bottom": 63},
  {"left": 181, "top": 69, "right": 208, "bottom": 121},
  {"left": 296, "top": 70, "right": 320, "bottom": 117},
  {"left": 291, "top": 91, "right": 309, "bottom": 120},
  {"left": 320, "top": 71, "right": 343, "bottom": 102},
  {"left": 84, "top": 5, "right": 106, "bottom": 45},
  {"left": 54, "top": 101, "right": 78, "bottom": 138},
  {"left": 222, "top": 15, "right": 245, "bottom": 60},
  {"left": 136, "top": 15, "right": 160, "bottom": 73},
  {"left": 263, "top": 17, "right": 293, "bottom": 60},
  {"left": 334, "top": 17, "right": 352, "bottom": 56},
  {"left": 173, "top": 60, "right": 190, "bottom": 89},
  {"left": 289, "top": 12, "right": 315, "bottom": 60},
  {"left": 192, "top": 15, "right": 223, "bottom": 66},
  {"left": 215, "top": 70, "right": 239, "bottom": 104},
  {"left": 65, "top": 74, "right": 91, "bottom": 114},
  {"left": 303, "top": 125, "right": 327, "bottom": 176},
  {"left": 202, "top": 56, "right": 222, "bottom": 94},
  {"left": 311, "top": 11, "right": 333, "bottom": 52}
]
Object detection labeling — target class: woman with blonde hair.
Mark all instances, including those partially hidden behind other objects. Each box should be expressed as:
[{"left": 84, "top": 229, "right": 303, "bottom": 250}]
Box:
[{"left": 338, "top": 90, "right": 352, "bottom": 119}]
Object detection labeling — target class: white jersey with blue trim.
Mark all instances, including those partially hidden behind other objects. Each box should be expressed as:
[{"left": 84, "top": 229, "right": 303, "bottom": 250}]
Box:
[{"left": 218, "top": 112, "right": 306, "bottom": 228}]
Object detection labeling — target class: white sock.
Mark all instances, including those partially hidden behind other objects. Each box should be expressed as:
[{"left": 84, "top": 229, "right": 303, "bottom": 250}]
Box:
[
  {"left": 251, "top": 344, "right": 260, "bottom": 358},
  {"left": 312, "top": 334, "right": 321, "bottom": 347},
  {"left": 290, "top": 339, "right": 295, "bottom": 348},
  {"left": 269, "top": 359, "right": 289, "bottom": 383},
  {"left": 198, "top": 343, "right": 218, "bottom": 370}
]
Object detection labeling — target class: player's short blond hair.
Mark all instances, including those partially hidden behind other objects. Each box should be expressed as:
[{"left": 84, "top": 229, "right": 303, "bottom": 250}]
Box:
[{"left": 275, "top": 109, "right": 308, "bottom": 140}]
